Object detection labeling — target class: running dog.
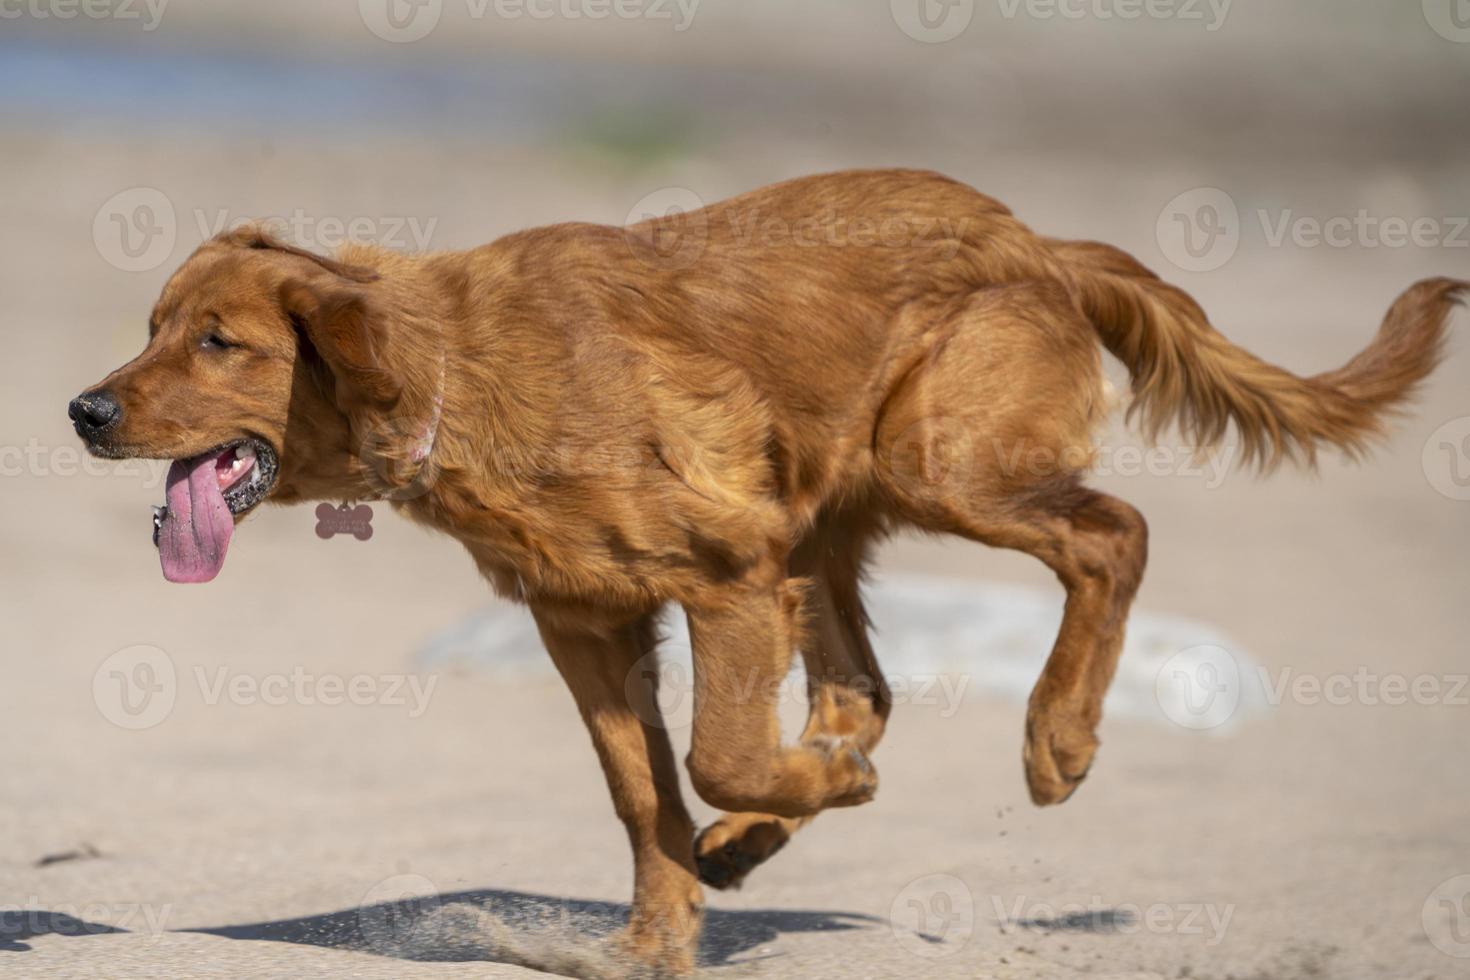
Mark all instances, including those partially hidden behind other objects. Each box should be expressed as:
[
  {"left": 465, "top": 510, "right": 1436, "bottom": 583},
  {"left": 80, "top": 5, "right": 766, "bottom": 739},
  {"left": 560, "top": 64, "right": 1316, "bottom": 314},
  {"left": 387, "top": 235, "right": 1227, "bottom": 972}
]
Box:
[{"left": 70, "top": 170, "right": 1465, "bottom": 974}]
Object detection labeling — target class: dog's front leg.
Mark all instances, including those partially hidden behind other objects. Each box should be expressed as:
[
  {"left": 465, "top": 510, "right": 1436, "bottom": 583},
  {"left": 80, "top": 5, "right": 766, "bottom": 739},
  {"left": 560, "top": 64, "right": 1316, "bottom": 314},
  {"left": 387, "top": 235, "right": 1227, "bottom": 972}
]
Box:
[
  {"left": 533, "top": 607, "right": 703, "bottom": 975},
  {"left": 684, "top": 577, "right": 879, "bottom": 819}
]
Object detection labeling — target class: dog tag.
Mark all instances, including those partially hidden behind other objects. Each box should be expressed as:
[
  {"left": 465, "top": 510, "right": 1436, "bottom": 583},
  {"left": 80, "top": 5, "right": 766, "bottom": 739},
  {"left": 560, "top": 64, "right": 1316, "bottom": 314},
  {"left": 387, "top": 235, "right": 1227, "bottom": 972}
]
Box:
[{"left": 315, "top": 502, "right": 374, "bottom": 541}]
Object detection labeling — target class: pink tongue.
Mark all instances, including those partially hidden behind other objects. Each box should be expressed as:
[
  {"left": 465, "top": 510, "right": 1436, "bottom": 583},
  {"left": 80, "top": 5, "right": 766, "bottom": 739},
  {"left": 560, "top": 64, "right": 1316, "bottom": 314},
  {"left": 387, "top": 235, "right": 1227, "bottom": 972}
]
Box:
[{"left": 158, "top": 454, "right": 234, "bottom": 583}]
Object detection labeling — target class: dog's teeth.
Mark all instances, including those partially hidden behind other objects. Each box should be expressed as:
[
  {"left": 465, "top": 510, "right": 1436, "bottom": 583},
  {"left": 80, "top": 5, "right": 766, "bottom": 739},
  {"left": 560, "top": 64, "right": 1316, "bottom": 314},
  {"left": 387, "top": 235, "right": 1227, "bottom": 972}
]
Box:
[
  {"left": 234, "top": 445, "right": 254, "bottom": 460},
  {"left": 152, "top": 505, "right": 165, "bottom": 521}
]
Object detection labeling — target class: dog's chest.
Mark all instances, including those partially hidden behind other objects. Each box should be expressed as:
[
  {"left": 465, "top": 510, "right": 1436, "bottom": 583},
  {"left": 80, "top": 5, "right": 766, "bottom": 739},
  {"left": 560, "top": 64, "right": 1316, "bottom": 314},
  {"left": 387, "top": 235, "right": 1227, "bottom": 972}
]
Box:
[{"left": 400, "top": 479, "right": 694, "bottom": 610}]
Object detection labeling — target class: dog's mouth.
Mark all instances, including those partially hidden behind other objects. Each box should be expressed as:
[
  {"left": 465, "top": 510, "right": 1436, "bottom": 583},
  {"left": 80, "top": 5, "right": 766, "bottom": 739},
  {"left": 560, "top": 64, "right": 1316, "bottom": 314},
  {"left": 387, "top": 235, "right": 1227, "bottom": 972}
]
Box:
[{"left": 152, "top": 438, "right": 278, "bottom": 584}]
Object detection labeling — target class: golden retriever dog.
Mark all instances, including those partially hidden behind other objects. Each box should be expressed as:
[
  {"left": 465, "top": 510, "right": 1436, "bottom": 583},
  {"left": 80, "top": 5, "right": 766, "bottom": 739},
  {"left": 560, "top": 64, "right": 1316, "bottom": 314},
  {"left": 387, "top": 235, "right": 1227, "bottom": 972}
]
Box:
[{"left": 71, "top": 169, "right": 1464, "bottom": 975}]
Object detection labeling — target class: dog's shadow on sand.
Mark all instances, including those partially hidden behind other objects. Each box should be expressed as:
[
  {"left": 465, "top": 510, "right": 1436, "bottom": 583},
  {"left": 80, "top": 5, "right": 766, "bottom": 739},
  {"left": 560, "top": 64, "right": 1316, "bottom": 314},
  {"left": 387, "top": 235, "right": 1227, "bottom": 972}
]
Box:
[
  {"left": 186, "top": 887, "right": 881, "bottom": 975},
  {"left": 0, "top": 913, "right": 126, "bottom": 952}
]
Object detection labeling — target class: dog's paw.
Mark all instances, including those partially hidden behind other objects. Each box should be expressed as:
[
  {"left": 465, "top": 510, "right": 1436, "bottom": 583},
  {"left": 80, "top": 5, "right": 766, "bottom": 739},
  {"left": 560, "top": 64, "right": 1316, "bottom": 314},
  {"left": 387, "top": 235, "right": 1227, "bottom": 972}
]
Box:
[
  {"left": 694, "top": 813, "right": 800, "bottom": 890},
  {"left": 613, "top": 926, "right": 696, "bottom": 979},
  {"left": 617, "top": 882, "right": 703, "bottom": 978},
  {"left": 806, "top": 736, "right": 879, "bottom": 808},
  {"left": 1023, "top": 705, "right": 1099, "bottom": 806}
]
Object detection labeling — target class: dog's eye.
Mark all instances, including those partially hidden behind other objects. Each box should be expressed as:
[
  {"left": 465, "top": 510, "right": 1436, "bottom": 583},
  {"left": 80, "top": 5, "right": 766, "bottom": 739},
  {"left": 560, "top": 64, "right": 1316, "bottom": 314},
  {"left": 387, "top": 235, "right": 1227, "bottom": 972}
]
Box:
[{"left": 201, "top": 332, "right": 235, "bottom": 351}]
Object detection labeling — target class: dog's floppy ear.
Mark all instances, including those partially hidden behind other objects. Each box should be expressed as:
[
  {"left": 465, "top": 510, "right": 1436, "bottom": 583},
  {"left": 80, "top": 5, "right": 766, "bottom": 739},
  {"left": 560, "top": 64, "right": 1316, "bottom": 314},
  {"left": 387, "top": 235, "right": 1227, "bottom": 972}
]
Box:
[
  {"left": 279, "top": 277, "right": 402, "bottom": 408},
  {"left": 218, "top": 222, "right": 398, "bottom": 407},
  {"left": 221, "top": 223, "right": 381, "bottom": 284}
]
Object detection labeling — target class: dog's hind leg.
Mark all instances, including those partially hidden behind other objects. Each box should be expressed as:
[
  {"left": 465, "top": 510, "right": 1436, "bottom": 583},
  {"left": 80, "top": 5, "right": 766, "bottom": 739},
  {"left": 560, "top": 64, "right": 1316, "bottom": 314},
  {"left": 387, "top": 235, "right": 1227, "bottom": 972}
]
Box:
[
  {"left": 532, "top": 606, "right": 704, "bottom": 974},
  {"left": 937, "top": 485, "right": 1146, "bottom": 804},
  {"left": 873, "top": 282, "right": 1148, "bottom": 805},
  {"left": 693, "top": 522, "right": 889, "bottom": 888}
]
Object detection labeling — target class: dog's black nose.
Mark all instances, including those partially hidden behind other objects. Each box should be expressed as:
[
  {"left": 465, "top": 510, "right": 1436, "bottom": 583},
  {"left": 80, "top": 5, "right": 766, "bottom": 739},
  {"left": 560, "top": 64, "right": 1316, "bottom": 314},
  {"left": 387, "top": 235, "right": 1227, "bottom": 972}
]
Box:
[{"left": 69, "top": 390, "right": 122, "bottom": 439}]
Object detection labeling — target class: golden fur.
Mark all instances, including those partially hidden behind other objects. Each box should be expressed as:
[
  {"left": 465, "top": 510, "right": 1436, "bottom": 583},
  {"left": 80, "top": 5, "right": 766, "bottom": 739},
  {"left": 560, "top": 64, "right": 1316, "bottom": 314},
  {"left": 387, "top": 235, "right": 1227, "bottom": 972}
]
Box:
[{"left": 75, "top": 169, "right": 1465, "bottom": 975}]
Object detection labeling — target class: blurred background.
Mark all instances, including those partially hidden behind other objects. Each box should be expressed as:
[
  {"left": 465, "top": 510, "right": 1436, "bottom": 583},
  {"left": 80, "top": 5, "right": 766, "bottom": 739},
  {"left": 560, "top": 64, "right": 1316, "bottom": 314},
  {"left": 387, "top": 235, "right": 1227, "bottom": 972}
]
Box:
[{"left": 2, "top": 2, "right": 1468, "bottom": 978}]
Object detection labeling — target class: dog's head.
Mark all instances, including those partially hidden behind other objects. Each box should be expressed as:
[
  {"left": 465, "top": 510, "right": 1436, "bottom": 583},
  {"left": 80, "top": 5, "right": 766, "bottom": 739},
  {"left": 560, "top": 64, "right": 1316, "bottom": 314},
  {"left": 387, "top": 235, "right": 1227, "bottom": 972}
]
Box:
[{"left": 70, "top": 225, "right": 413, "bottom": 583}]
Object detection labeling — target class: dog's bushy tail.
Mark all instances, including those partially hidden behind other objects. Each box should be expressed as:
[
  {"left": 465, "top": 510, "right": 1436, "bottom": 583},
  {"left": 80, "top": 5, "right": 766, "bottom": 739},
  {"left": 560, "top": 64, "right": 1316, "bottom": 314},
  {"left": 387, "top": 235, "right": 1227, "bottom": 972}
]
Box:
[{"left": 1049, "top": 239, "right": 1466, "bottom": 468}]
